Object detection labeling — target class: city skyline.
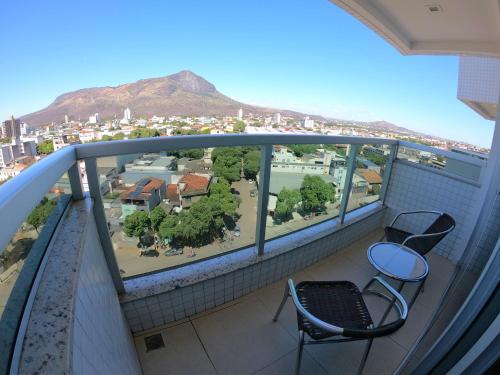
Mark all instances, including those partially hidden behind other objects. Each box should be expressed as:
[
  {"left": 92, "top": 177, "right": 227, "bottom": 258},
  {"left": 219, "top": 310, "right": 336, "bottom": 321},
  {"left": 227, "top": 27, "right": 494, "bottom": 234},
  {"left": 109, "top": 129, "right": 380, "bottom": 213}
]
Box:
[{"left": 0, "top": 0, "right": 496, "bottom": 147}]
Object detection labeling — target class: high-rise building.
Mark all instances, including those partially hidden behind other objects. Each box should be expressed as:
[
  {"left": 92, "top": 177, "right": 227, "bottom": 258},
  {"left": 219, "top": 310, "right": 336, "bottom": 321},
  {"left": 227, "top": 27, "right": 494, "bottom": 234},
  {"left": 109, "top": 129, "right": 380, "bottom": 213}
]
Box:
[
  {"left": 2, "top": 116, "right": 21, "bottom": 140},
  {"left": 124, "top": 108, "right": 131, "bottom": 121},
  {"left": 302, "top": 116, "right": 315, "bottom": 129},
  {"left": 20, "top": 122, "right": 28, "bottom": 136},
  {"left": 89, "top": 113, "right": 100, "bottom": 124},
  {"left": 65, "top": 115, "right": 69, "bottom": 124},
  {"left": 237, "top": 108, "right": 243, "bottom": 120},
  {"left": 274, "top": 112, "right": 281, "bottom": 125}
]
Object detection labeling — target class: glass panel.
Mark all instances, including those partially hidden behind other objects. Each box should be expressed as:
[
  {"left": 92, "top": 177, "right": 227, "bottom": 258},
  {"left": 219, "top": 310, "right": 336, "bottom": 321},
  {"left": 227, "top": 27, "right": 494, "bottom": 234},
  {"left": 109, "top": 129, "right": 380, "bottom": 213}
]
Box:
[
  {"left": 265, "top": 144, "right": 348, "bottom": 240},
  {"left": 0, "top": 174, "right": 71, "bottom": 318},
  {"left": 345, "top": 144, "right": 387, "bottom": 213},
  {"left": 96, "top": 147, "right": 257, "bottom": 278},
  {"left": 397, "top": 144, "right": 484, "bottom": 182},
  {"left": 0, "top": 175, "right": 71, "bottom": 369}
]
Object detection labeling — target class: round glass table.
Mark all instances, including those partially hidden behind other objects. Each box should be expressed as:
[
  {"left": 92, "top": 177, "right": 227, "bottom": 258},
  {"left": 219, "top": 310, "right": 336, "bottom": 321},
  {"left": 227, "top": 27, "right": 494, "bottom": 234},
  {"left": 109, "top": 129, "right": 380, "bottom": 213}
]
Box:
[
  {"left": 364, "top": 242, "right": 429, "bottom": 324},
  {"left": 367, "top": 242, "right": 429, "bottom": 282}
]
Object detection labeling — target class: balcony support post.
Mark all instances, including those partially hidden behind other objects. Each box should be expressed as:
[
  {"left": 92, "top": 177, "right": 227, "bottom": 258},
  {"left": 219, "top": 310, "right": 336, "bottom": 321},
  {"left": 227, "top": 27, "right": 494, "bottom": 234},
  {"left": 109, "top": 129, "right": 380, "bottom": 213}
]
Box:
[
  {"left": 68, "top": 161, "right": 84, "bottom": 200},
  {"left": 339, "top": 145, "right": 359, "bottom": 224},
  {"left": 380, "top": 143, "right": 398, "bottom": 204},
  {"left": 85, "top": 158, "right": 125, "bottom": 294},
  {"left": 255, "top": 145, "right": 273, "bottom": 255}
]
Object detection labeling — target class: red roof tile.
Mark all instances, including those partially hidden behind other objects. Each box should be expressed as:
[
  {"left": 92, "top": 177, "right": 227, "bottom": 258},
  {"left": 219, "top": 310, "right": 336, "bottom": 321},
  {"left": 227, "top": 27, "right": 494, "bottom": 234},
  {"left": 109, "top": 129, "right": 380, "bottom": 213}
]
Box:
[{"left": 179, "top": 173, "right": 210, "bottom": 195}]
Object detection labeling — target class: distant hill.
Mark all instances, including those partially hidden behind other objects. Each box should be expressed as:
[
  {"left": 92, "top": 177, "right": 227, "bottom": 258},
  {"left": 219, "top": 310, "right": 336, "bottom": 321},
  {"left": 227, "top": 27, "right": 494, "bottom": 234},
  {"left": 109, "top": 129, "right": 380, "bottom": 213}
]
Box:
[{"left": 21, "top": 70, "right": 314, "bottom": 126}]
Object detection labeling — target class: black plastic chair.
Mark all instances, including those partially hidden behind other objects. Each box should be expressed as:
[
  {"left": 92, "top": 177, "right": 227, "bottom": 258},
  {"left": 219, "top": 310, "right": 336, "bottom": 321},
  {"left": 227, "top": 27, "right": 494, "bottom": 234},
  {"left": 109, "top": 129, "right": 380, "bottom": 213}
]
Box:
[
  {"left": 273, "top": 276, "right": 408, "bottom": 375},
  {"left": 384, "top": 210, "right": 455, "bottom": 256}
]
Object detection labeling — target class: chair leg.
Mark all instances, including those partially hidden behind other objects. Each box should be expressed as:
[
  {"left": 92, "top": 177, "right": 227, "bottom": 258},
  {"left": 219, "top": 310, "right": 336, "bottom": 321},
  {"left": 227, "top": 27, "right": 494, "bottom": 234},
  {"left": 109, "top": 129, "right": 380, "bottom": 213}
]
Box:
[
  {"left": 295, "top": 330, "right": 305, "bottom": 375},
  {"left": 357, "top": 338, "right": 374, "bottom": 375},
  {"left": 273, "top": 282, "right": 290, "bottom": 322},
  {"left": 362, "top": 273, "right": 380, "bottom": 292}
]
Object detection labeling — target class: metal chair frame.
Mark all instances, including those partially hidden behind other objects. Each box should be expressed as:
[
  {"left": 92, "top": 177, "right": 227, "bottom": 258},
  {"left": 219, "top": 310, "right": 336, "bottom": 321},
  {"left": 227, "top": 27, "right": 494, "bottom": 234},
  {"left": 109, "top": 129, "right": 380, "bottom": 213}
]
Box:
[
  {"left": 273, "top": 276, "right": 408, "bottom": 375},
  {"left": 384, "top": 210, "right": 456, "bottom": 254}
]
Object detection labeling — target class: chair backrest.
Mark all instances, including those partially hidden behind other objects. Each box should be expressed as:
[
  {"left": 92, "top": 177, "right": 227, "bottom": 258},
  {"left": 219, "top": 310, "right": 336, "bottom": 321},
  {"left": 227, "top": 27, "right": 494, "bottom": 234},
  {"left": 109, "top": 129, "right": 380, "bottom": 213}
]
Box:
[{"left": 406, "top": 213, "right": 455, "bottom": 256}]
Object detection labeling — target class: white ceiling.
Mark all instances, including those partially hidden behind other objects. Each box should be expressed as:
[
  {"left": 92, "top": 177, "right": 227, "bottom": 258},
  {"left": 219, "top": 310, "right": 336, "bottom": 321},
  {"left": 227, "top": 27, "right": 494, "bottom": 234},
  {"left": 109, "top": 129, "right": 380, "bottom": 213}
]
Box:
[{"left": 330, "top": 0, "right": 500, "bottom": 56}]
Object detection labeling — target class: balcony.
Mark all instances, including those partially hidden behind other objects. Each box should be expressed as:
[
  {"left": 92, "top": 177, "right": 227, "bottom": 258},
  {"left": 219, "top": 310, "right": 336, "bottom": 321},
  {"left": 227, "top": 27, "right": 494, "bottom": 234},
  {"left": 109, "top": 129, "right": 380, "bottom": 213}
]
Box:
[
  {"left": 0, "top": 134, "right": 497, "bottom": 375},
  {"left": 133, "top": 229, "right": 457, "bottom": 375}
]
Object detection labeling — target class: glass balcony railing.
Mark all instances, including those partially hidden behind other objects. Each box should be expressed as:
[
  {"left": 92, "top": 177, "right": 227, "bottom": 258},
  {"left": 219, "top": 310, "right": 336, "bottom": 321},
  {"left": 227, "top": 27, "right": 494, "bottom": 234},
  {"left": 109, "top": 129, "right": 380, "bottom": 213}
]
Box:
[
  {"left": 266, "top": 144, "right": 348, "bottom": 240},
  {"left": 397, "top": 141, "right": 486, "bottom": 183},
  {"left": 96, "top": 147, "right": 258, "bottom": 277}
]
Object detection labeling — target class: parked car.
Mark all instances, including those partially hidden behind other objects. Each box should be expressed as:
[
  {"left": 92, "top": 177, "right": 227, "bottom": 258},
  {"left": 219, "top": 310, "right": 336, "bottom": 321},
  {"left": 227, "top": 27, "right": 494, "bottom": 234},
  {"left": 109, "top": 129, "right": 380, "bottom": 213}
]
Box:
[
  {"left": 164, "top": 248, "right": 183, "bottom": 256},
  {"left": 140, "top": 249, "right": 159, "bottom": 257},
  {"left": 233, "top": 224, "right": 241, "bottom": 237}
]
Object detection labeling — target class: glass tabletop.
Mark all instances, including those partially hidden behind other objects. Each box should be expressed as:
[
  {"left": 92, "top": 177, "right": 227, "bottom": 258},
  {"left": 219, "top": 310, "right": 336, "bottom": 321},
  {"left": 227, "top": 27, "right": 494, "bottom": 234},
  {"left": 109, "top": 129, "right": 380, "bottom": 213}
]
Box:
[{"left": 367, "top": 242, "right": 429, "bottom": 282}]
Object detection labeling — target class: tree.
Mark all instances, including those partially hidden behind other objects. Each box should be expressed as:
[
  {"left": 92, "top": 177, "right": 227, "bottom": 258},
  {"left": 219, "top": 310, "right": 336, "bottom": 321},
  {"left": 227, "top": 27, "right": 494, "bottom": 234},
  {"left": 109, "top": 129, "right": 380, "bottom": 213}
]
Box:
[
  {"left": 37, "top": 140, "right": 54, "bottom": 155},
  {"left": 123, "top": 211, "right": 151, "bottom": 238},
  {"left": 209, "top": 178, "right": 238, "bottom": 216},
  {"left": 274, "top": 188, "right": 301, "bottom": 222},
  {"left": 287, "top": 144, "right": 317, "bottom": 157},
  {"left": 211, "top": 147, "right": 243, "bottom": 163},
  {"left": 0, "top": 137, "right": 11, "bottom": 144},
  {"left": 213, "top": 156, "right": 240, "bottom": 182},
  {"left": 323, "top": 144, "right": 346, "bottom": 156},
  {"left": 158, "top": 215, "right": 179, "bottom": 242},
  {"left": 179, "top": 148, "right": 204, "bottom": 159},
  {"left": 364, "top": 153, "right": 387, "bottom": 166},
  {"left": 233, "top": 121, "right": 246, "bottom": 133},
  {"left": 300, "top": 175, "right": 335, "bottom": 213},
  {"left": 243, "top": 150, "right": 260, "bottom": 179},
  {"left": 150, "top": 206, "right": 167, "bottom": 233},
  {"left": 129, "top": 128, "right": 160, "bottom": 139},
  {"left": 27, "top": 197, "right": 56, "bottom": 233}
]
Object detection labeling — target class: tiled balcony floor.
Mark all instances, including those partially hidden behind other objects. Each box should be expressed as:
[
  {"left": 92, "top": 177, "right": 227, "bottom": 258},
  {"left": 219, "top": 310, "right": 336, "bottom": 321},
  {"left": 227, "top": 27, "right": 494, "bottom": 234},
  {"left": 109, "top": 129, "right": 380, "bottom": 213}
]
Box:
[{"left": 133, "top": 229, "right": 456, "bottom": 375}]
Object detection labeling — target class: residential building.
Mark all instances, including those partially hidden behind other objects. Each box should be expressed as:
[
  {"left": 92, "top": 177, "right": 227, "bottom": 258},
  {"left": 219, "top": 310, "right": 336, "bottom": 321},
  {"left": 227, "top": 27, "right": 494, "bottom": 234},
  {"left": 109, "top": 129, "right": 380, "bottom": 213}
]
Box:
[
  {"left": 271, "top": 145, "right": 333, "bottom": 175},
  {"left": 88, "top": 113, "right": 100, "bottom": 124},
  {"left": 2, "top": 116, "right": 21, "bottom": 140},
  {"left": 237, "top": 108, "right": 243, "bottom": 120},
  {"left": 120, "top": 177, "right": 166, "bottom": 218},
  {"left": 120, "top": 154, "right": 177, "bottom": 186},
  {"left": 274, "top": 112, "right": 281, "bottom": 125},
  {"left": 302, "top": 116, "right": 314, "bottom": 129},
  {"left": 178, "top": 173, "right": 212, "bottom": 208},
  {"left": 124, "top": 107, "right": 131, "bottom": 121},
  {"left": 355, "top": 168, "right": 383, "bottom": 192}
]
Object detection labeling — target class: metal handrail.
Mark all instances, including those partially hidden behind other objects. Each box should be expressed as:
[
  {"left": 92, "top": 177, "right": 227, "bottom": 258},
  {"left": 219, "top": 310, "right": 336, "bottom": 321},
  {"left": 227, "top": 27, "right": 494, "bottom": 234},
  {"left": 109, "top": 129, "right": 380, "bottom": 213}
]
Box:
[
  {"left": 0, "top": 146, "right": 77, "bottom": 252},
  {"left": 74, "top": 134, "right": 398, "bottom": 159}
]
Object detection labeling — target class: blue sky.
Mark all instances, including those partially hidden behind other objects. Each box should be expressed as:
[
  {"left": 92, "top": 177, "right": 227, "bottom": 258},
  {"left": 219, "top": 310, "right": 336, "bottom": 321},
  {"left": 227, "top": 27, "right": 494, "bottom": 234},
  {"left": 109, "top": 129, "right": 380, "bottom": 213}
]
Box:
[{"left": 0, "top": 0, "right": 494, "bottom": 147}]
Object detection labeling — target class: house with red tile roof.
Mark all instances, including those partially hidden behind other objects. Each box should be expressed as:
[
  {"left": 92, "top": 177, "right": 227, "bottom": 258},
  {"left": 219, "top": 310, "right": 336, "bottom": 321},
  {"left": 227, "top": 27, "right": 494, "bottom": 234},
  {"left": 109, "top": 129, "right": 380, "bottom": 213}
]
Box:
[
  {"left": 178, "top": 173, "right": 212, "bottom": 208},
  {"left": 120, "top": 177, "right": 166, "bottom": 219}
]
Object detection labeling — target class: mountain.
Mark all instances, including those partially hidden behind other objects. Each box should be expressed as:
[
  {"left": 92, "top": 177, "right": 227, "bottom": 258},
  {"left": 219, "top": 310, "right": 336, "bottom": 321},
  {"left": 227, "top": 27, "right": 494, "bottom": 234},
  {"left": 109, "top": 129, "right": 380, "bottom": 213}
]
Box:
[{"left": 21, "top": 70, "right": 312, "bottom": 126}]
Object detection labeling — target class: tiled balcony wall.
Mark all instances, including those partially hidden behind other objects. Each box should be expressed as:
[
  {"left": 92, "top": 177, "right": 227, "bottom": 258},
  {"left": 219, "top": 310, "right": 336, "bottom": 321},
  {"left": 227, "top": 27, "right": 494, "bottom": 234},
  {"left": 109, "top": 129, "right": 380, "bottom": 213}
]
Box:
[{"left": 383, "top": 161, "right": 481, "bottom": 264}]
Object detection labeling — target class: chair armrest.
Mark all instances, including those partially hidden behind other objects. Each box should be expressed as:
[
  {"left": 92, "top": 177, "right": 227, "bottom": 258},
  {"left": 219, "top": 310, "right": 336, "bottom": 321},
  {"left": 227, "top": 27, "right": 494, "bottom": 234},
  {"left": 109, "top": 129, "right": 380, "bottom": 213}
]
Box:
[
  {"left": 287, "top": 279, "right": 344, "bottom": 335},
  {"left": 390, "top": 210, "right": 443, "bottom": 227}
]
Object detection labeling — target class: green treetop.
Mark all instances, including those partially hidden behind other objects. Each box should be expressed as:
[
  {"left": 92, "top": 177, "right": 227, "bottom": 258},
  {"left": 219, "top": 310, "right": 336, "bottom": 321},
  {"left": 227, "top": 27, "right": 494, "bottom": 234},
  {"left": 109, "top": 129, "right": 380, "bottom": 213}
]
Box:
[
  {"left": 123, "top": 211, "right": 151, "bottom": 238},
  {"left": 300, "top": 175, "right": 336, "bottom": 213}
]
